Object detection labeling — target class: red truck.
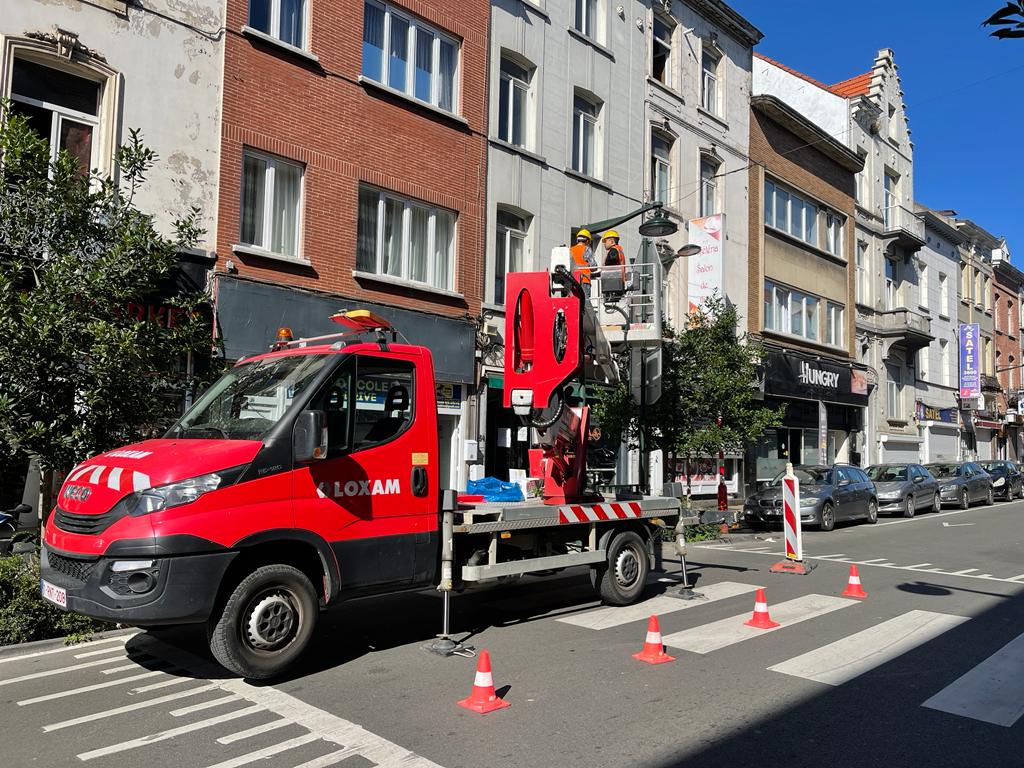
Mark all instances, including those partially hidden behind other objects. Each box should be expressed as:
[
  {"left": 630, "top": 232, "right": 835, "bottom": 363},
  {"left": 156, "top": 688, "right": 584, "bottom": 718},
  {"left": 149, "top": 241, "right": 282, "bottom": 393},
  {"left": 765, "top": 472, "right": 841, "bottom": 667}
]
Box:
[{"left": 42, "top": 271, "right": 686, "bottom": 679}]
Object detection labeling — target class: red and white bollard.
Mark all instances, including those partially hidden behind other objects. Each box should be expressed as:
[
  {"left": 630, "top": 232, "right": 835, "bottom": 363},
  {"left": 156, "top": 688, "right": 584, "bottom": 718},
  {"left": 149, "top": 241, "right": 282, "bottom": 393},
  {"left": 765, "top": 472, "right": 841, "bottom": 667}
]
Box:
[{"left": 770, "top": 463, "right": 814, "bottom": 575}]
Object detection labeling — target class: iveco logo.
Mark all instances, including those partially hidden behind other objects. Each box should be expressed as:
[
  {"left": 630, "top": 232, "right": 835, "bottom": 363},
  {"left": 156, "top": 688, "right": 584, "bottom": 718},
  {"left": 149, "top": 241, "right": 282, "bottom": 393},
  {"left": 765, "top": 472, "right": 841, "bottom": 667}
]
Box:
[{"left": 62, "top": 484, "right": 91, "bottom": 502}]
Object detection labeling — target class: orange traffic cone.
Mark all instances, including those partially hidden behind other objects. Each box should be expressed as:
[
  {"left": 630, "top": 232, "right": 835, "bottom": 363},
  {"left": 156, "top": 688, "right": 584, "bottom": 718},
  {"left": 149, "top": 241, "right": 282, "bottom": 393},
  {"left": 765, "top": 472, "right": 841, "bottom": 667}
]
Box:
[
  {"left": 457, "top": 650, "right": 510, "bottom": 714},
  {"left": 842, "top": 564, "right": 868, "bottom": 599},
  {"left": 632, "top": 615, "right": 676, "bottom": 664},
  {"left": 744, "top": 588, "right": 780, "bottom": 629}
]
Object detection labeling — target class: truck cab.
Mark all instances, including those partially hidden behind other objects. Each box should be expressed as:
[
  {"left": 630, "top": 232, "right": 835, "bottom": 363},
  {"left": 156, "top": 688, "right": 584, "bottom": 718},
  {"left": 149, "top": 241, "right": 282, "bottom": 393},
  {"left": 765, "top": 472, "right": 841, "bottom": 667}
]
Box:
[{"left": 43, "top": 325, "right": 443, "bottom": 679}]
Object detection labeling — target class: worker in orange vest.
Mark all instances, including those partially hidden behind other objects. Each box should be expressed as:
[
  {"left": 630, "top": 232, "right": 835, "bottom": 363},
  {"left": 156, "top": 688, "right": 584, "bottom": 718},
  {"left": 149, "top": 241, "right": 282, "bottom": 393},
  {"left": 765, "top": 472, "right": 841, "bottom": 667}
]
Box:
[
  {"left": 601, "top": 230, "right": 628, "bottom": 282},
  {"left": 570, "top": 229, "right": 598, "bottom": 298}
]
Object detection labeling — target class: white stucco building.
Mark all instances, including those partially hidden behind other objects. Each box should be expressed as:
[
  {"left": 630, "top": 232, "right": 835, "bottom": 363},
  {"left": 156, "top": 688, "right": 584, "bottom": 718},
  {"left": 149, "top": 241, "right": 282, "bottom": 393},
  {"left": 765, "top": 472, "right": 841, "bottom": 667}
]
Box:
[{"left": 1, "top": 0, "right": 224, "bottom": 247}]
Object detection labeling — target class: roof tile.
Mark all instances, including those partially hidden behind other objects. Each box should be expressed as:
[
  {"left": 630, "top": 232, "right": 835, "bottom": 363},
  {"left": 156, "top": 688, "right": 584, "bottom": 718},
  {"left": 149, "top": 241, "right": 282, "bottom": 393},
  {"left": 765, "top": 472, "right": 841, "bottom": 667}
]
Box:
[{"left": 830, "top": 72, "right": 872, "bottom": 98}]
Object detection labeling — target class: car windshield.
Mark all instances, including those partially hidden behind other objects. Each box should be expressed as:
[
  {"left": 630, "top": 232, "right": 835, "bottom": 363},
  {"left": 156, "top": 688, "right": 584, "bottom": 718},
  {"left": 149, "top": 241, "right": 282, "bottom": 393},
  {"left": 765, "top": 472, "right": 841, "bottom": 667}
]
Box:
[
  {"left": 979, "top": 462, "right": 1006, "bottom": 472},
  {"left": 167, "top": 353, "right": 332, "bottom": 441},
  {"left": 926, "top": 463, "right": 960, "bottom": 479},
  {"left": 867, "top": 465, "right": 908, "bottom": 482},
  {"left": 769, "top": 467, "right": 832, "bottom": 487}
]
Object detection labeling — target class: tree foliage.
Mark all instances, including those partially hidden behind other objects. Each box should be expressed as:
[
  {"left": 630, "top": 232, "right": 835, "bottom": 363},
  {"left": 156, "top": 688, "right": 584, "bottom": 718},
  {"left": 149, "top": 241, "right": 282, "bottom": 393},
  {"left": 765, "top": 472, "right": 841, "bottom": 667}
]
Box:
[
  {"left": 593, "top": 296, "right": 784, "bottom": 478},
  {"left": 0, "top": 106, "right": 219, "bottom": 473},
  {"left": 983, "top": 2, "right": 1024, "bottom": 38}
]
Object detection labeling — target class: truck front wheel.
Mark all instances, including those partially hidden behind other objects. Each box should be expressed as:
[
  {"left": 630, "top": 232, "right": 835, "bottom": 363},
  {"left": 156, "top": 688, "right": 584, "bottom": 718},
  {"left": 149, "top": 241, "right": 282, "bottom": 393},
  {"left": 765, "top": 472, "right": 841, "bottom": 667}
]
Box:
[
  {"left": 208, "top": 564, "right": 319, "bottom": 680},
  {"left": 590, "top": 530, "right": 649, "bottom": 606}
]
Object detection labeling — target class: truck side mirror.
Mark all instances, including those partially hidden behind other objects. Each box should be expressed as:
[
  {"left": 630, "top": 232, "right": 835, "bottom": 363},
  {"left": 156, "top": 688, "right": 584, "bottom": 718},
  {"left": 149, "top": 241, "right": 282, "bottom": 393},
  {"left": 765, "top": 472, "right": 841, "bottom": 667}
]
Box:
[{"left": 294, "top": 410, "right": 328, "bottom": 462}]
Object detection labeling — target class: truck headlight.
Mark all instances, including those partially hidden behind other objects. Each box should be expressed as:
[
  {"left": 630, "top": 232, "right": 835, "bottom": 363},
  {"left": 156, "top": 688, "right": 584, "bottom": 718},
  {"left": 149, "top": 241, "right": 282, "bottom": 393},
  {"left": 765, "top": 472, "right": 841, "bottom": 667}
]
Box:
[{"left": 126, "top": 466, "right": 246, "bottom": 517}]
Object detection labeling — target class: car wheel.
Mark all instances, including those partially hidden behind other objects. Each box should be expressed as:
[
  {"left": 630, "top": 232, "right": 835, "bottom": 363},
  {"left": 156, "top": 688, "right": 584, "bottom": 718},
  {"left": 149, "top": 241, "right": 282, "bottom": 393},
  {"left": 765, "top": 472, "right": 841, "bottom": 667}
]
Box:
[
  {"left": 208, "top": 564, "right": 320, "bottom": 680},
  {"left": 903, "top": 495, "right": 915, "bottom": 518},
  {"left": 932, "top": 491, "right": 941, "bottom": 513},
  {"left": 819, "top": 502, "right": 835, "bottom": 532},
  {"left": 1018, "top": 482, "right": 1024, "bottom": 500},
  {"left": 591, "top": 530, "right": 649, "bottom": 606},
  {"left": 865, "top": 499, "right": 878, "bottom": 524},
  {"left": 986, "top": 486, "right": 994, "bottom": 506},
  {"left": 959, "top": 488, "right": 969, "bottom": 510}
]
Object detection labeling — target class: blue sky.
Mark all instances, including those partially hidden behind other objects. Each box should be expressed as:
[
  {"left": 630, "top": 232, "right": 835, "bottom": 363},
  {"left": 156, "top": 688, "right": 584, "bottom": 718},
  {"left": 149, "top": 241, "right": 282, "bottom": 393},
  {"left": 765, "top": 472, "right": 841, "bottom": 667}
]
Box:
[{"left": 729, "top": 0, "right": 1024, "bottom": 252}]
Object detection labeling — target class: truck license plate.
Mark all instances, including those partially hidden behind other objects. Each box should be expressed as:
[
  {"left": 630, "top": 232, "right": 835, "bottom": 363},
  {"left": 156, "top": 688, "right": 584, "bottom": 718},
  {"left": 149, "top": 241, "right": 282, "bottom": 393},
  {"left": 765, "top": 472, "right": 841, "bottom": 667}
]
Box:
[{"left": 41, "top": 579, "right": 67, "bottom": 609}]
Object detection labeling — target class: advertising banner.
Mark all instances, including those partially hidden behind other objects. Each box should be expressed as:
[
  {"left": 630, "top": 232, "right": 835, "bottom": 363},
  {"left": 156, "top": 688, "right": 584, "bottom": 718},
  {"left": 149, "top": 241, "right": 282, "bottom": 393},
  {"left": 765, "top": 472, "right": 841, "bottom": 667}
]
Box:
[
  {"left": 687, "top": 214, "right": 724, "bottom": 313},
  {"left": 818, "top": 400, "right": 828, "bottom": 465},
  {"left": 959, "top": 323, "right": 981, "bottom": 400},
  {"left": 763, "top": 352, "right": 869, "bottom": 407}
]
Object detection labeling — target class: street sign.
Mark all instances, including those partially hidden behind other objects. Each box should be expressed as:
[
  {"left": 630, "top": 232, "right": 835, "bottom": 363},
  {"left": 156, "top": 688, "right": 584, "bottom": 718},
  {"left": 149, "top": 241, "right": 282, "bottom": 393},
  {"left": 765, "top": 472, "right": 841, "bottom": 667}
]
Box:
[{"left": 630, "top": 347, "right": 663, "bottom": 405}]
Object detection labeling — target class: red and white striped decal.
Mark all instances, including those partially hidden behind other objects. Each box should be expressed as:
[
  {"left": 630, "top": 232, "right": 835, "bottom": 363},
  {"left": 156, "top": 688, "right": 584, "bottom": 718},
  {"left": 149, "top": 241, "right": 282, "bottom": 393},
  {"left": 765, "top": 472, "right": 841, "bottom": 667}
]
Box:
[
  {"left": 782, "top": 475, "right": 802, "bottom": 562},
  {"left": 66, "top": 464, "right": 152, "bottom": 494},
  {"left": 557, "top": 501, "right": 644, "bottom": 524}
]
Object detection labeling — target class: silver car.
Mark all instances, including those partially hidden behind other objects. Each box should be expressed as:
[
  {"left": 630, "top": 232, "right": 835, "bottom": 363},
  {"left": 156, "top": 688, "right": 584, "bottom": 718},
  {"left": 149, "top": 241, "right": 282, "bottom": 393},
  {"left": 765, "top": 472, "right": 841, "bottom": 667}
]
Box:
[
  {"left": 744, "top": 465, "right": 878, "bottom": 532},
  {"left": 925, "top": 462, "right": 994, "bottom": 509},
  {"left": 866, "top": 463, "right": 940, "bottom": 517}
]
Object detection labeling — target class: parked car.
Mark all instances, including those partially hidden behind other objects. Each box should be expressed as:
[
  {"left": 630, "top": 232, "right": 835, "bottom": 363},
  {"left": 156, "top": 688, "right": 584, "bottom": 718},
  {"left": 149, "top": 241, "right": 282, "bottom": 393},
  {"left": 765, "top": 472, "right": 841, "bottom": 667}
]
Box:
[
  {"left": 925, "top": 461, "right": 994, "bottom": 508},
  {"left": 865, "top": 463, "right": 940, "bottom": 517},
  {"left": 978, "top": 460, "right": 1023, "bottom": 500},
  {"left": 744, "top": 464, "right": 877, "bottom": 532}
]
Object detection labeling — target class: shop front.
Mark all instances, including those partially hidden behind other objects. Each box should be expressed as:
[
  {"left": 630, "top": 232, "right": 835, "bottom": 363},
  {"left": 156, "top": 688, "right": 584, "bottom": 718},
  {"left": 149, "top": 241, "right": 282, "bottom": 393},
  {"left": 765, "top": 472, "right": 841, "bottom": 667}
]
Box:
[
  {"left": 214, "top": 275, "right": 476, "bottom": 491},
  {"left": 748, "top": 351, "right": 868, "bottom": 492},
  {"left": 916, "top": 402, "right": 960, "bottom": 463}
]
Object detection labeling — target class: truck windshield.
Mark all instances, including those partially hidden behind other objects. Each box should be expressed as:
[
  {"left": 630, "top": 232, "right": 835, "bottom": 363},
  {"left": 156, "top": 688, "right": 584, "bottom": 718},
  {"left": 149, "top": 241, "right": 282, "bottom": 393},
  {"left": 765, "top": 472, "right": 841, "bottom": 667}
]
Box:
[{"left": 167, "top": 353, "right": 331, "bottom": 440}]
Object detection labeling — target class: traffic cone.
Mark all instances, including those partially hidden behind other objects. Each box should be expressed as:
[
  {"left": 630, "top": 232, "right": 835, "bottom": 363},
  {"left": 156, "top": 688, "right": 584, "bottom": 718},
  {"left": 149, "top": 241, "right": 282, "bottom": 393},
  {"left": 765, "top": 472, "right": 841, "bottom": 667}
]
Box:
[
  {"left": 457, "top": 650, "right": 510, "bottom": 714},
  {"left": 842, "top": 565, "right": 868, "bottom": 599},
  {"left": 744, "top": 588, "right": 780, "bottom": 629},
  {"left": 632, "top": 615, "right": 676, "bottom": 664}
]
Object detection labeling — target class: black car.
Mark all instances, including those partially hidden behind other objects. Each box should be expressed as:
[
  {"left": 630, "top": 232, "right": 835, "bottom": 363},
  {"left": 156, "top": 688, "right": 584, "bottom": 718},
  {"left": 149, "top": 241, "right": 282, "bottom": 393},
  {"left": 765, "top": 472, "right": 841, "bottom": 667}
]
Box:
[
  {"left": 744, "top": 464, "right": 877, "bottom": 532},
  {"left": 978, "top": 460, "right": 1023, "bottom": 500},
  {"left": 925, "top": 462, "right": 994, "bottom": 508}
]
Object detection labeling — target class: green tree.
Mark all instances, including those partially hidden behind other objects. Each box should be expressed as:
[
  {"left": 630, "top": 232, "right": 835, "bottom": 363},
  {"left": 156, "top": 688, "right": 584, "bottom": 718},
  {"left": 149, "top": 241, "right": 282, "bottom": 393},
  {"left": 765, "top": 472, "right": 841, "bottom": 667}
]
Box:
[
  {"left": 983, "top": 3, "right": 1024, "bottom": 38},
  {"left": 593, "top": 295, "right": 784, "bottom": 489},
  {"left": 0, "top": 105, "right": 219, "bottom": 491}
]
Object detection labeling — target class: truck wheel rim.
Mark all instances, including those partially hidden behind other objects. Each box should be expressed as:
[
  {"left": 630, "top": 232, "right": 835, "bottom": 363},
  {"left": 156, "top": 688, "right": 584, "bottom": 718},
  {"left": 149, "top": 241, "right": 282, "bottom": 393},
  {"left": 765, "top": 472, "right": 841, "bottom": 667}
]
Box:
[
  {"left": 245, "top": 592, "right": 297, "bottom": 650},
  {"left": 614, "top": 546, "right": 640, "bottom": 588}
]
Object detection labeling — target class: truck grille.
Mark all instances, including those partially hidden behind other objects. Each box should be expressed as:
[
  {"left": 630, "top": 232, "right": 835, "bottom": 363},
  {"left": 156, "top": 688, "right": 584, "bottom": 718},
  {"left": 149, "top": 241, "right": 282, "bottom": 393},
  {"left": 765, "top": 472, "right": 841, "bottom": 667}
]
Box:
[
  {"left": 53, "top": 506, "right": 122, "bottom": 535},
  {"left": 47, "top": 551, "right": 97, "bottom": 583}
]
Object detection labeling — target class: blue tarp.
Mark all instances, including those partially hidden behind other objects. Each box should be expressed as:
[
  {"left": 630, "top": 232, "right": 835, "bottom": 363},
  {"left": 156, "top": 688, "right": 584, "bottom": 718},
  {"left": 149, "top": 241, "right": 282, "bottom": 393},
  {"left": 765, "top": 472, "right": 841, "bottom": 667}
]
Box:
[{"left": 466, "top": 477, "right": 524, "bottom": 502}]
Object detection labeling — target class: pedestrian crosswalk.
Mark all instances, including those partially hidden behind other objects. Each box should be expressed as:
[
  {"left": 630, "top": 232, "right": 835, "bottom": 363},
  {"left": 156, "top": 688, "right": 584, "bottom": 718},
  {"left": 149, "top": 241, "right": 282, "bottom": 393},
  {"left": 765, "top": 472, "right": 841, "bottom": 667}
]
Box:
[{"left": 560, "top": 581, "right": 1024, "bottom": 728}]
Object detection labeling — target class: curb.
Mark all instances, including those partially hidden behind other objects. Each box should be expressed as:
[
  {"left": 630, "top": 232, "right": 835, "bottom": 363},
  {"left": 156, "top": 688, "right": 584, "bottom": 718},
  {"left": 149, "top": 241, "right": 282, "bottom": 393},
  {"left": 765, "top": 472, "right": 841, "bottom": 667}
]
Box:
[{"left": 0, "top": 626, "right": 138, "bottom": 660}]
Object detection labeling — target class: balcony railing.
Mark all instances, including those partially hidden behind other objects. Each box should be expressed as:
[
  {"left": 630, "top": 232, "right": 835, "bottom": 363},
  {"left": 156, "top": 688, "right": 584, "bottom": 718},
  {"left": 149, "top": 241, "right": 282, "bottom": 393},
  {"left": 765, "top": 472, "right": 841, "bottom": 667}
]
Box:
[
  {"left": 877, "top": 307, "right": 933, "bottom": 357},
  {"left": 587, "top": 259, "right": 663, "bottom": 347},
  {"left": 882, "top": 204, "right": 926, "bottom": 250}
]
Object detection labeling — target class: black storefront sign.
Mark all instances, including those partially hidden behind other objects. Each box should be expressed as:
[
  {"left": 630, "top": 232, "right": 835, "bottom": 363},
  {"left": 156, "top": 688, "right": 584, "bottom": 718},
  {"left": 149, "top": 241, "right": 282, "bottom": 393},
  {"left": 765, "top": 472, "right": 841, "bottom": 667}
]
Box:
[{"left": 764, "top": 351, "right": 868, "bottom": 407}]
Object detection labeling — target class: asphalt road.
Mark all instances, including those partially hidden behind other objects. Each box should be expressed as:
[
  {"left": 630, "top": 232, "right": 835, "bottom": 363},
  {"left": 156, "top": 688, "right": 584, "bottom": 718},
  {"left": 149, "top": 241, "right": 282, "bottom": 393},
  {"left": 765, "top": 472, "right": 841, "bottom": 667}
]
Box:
[{"left": 3, "top": 497, "right": 1023, "bottom": 768}]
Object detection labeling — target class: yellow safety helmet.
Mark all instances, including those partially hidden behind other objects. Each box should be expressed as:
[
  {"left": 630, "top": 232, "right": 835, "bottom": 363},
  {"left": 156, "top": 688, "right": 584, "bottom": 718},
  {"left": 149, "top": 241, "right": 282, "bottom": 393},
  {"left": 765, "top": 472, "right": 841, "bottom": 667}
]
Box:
[
  {"left": 602, "top": 230, "right": 620, "bottom": 241},
  {"left": 576, "top": 228, "right": 592, "bottom": 241}
]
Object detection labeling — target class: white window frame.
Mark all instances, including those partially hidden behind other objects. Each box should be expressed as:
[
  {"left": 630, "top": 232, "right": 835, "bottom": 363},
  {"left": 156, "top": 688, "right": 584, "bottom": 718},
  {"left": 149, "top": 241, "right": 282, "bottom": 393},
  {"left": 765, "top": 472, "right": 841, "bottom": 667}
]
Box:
[
  {"left": 917, "top": 261, "right": 928, "bottom": 309},
  {"left": 240, "top": 149, "right": 305, "bottom": 258},
  {"left": 883, "top": 171, "right": 897, "bottom": 229},
  {"left": 855, "top": 241, "right": 867, "bottom": 304},
  {"left": 918, "top": 346, "right": 930, "bottom": 382},
  {"left": 938, "top": 272, "right": 949, "bottom": 317},
  {"left": 700, "top": 156, "right": 719, "bottom": 217},
  {"left": 248, "top": 0, "right": 308, "bottom": 50},
  {"left": 651, "top": 12, "right": 674, "bottom": 87},
  {"left": 940, "top": 339, "right": 950, "bottom": 387},
  {"left": 572, "top": 92, "right": 601, "bottom": 177},
  {"left": 498, "top": 55, "right": 531, "bottom": 148},
  {"left": 887, "top": 366, "right": 903, "bottom": 420},
  {"left": 764, "top": 179, "right": 827, "bottom": 249},
  {"left": 764, "top": 280, "right": 820, "bottom": 342},
  {"left": 651, "top": 131, "right": 672, "bottom": 205},
  {"left": 825, "top": 302, "right": 844, "bottom": 348},
  {"left": 855, "top": 149, "right": 868, "bottom": 207},
  {"left": 358, "top": 185, "right": 456, "bottom": 291},
  {"left": 362, "top": 0, "right": 460, "bottom": 114},
  {"left": 701, "top": 45, "right": 721, "bottom": 115},
  {"left": 824, "top": 212, "right": 843, "bottom": 258},
  {"left": 885, "top": 257, "right": 898, "bottom": 310},
  {"left": 575, "top": 0, "right": 598, "bottom": 39},
  {"left": 493, "top": 208, "right": 529, "bottom": 304}
]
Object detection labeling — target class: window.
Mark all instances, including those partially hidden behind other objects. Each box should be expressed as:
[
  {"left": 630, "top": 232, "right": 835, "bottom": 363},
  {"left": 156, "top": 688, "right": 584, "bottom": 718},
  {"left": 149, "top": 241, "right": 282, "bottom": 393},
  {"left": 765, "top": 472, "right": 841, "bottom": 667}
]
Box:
[
  {"left": 887, "top": 103, "right": 897, "bottom": 140},
  {"left": 764, "top": 281, "right": 819, "bottom": 342},
  {"left": 764, "top": 180, "right": 819, "bottom": 247},
  {"left": 887, "top": 365, "right": 902, "bottom": 420},
  {"left": 975, "top": 269, "right": 983, "bottom": 306},
  {"left": 918, "top": 346, "right": 930, "bottom": 381},
  {"left": 575, "top": 0, "right": 597, "bottom": 38},
  {"left": 249, "top": 0, "right": 306, "bottom": 49},
  {"left": 701, "top": 46, "right": 720, "bottom": 114},
  {"left": 353, "top": 358, "right": 415, "bottom": 449},
  {"left": 824, "top": 212, "right": 843, "bottom": 257},
  {"left": 652, "top": 13, "right": 674, "bottom": 86},
  {"left": 940, "top": 339, "right": 950, "bottom": 387},
  {"left": 883, "top": 172, "right": 897, "bottom": 228},
  {"left": 939, "top": 272, "right": 949, "bottom": 316},
  {"left": 494, "top": 209, "right": 528, "bottom": 304},
  {"left": 240, "top": 150, "right": 303, "bottom": 257},
  {"left": 884, "top": 257, "right": 898, "bottom": 310},
  {"left": 825, "top": 302, "right": 844, "bottom": 347},
  {"left": 357, "top": 186, "right": 456, "bottom": 290},
  {"left": 856, "top": 242, "right": 867, "bottom": 304},
  {"left": 984, "top": 336, "right": 993, "bottom": 375},
  {"left": 572, "top": 93, "right": 600, "bottom": 177},
  {"left": 9, "top": 57, "right": 102, "bottom": 173},
  {"left": 984, "top": 275, "right": 991, "bottom": 311},
  {"left": 855, "top": 149, "right": 868, "bottom": 206},
  {"left": 960, "top": 262, "right": 969, "bottom": 299},
  {"left": 700, "top": 156, "right": 719, "bottom": 217},
  {"left": 362, "top": 1, "right": 458, "bottom": 113},
  {"left": 918, "top": 261, "right": 928, "bottom": 307},
  {"left": 498, "top": 56, "right": 531, "bottom": 148},
  {"left": 651, "top": 133, "right": 672, "bottom": 204}
]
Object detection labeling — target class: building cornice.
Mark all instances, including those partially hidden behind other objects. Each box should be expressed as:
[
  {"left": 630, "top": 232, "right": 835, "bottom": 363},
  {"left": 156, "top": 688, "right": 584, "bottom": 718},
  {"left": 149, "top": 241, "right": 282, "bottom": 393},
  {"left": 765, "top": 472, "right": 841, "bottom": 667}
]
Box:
[
  {"left": 682, "top": 0, "right": 763, "bottom": 46},
  {"left": 751, "top": 95, "right": 864, "bottom": 172},
  {"left": 917, "top": 208, "right": 966, "bottom": 245}
]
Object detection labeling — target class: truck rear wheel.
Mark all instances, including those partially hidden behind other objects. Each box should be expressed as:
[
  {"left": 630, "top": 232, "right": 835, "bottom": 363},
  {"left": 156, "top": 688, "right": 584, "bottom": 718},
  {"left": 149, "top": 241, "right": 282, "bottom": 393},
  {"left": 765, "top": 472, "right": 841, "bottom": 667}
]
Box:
[
  {"left": 590, "top": 530, "right": 649, "bottom": 606},
  {"left": 208, "top": 564, "right": 319, "bottom": 680}
]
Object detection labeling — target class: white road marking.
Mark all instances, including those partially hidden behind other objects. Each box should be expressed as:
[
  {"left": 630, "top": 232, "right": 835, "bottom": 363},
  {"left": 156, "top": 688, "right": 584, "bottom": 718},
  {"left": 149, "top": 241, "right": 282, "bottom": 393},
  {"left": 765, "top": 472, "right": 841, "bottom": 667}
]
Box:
[
  {"left": 942, "top": 522, "right": 975, "bottom": 528},
  {"left": 74, "top": 644, "right": 131, "bottom": 659},
  {"left": 17, "top": 671, "right": 164, "bottom": 705},
  {"left": 951, "top": 569, "right": 979, "bottom": 575},
  {"left": 77, "top": 705, "right": 264, "bottom": 760},
  {"left": 201, "top": 734, "right": 321, "bottom": 768},
  {"left": 216, "top": 717, "right": 292, "bottom": 744},
  {"left": 101, "top": 662, "right": 146, "bottom": 675},
  {"left": 661, "top": 594, "right": 855, "bottom": 654},
  {"left": 0, "top": 654, "right": 127, "bottom": 686},
  {"left": 768, "top": 610, "right": 968, "bottom": 685},
  {"left": 169, "top": 694, "right": 242, "bottom": 717},
  {"left": 809, "top": 553, "right": 846, "bottom": 559},
  {"left": 557, "top": 581, "right": 761, "bottom": 630},
  {"left": 0, "top": 635, "right": 132, "bottom": 665},
  {"left": 1008, "top": 574, "right": 1024, "bottom": 582},
  {"left": 857, "top": 558, "right": 887, "bottom": 563},
  {"left": 289, "top": 748, "right": 364, "bottom": 768},
  {"left": 875, "top": 506, "right": 1006, "bottom": 527},
  {"left": 903, "top": 563, "right": 933, "bottom": 569},
  {"left": 129, "top": 676, "right": 192, "bottom": 694},
  {"left": 43, "top": 684, "right": 220, "bottom": 731},
  {"left": 923, "top": 632, "right": 1024, "bottom": 726}
]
